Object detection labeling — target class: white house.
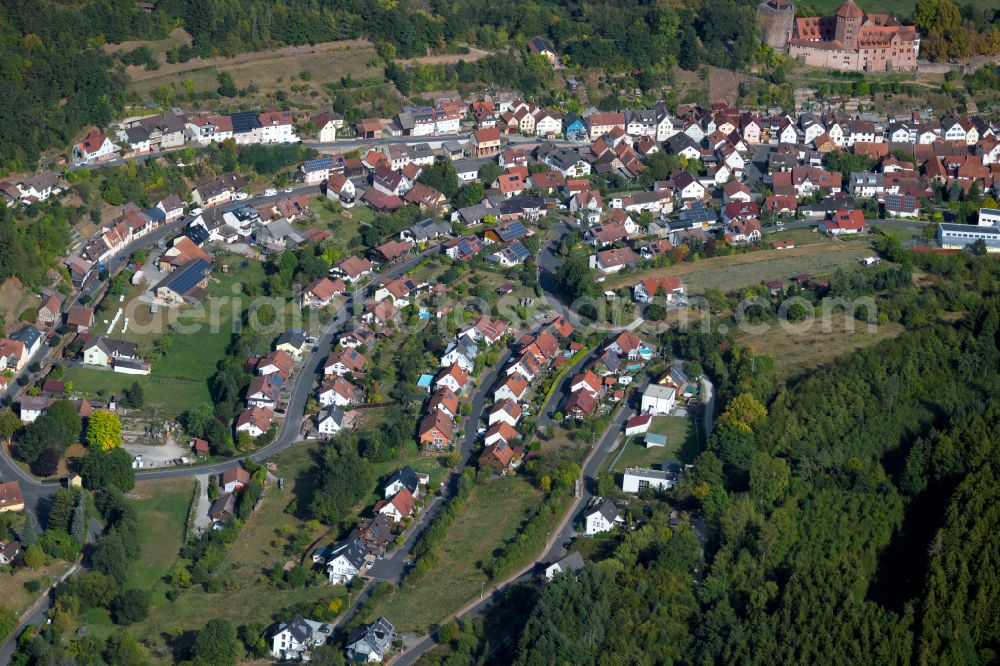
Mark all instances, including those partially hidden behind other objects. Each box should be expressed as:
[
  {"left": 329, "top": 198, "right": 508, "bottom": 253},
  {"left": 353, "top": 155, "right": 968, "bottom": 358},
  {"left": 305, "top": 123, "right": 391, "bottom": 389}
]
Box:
[
  {"left": 235, "top": 406, "right": 273, "bottom": 438},
  {"left": 317, "top": 406, "right": 345, "bottom": 438},
  {"left": 270, "top": 616, "right": 334, "bottom": 662},
  {"left": 584, "top": 499, "right": 624, "bottom": 536},
  {"left": 73, "top": 131, "right": 118, "bottom": 165},
  {"left": 18, "top": 396, "right": 53, "bottom": 424},
  {"left": 622, "top": 466, "right": 679, "bottom": 493},
  {"left": 494, "top": 374, "right": 529, "bottom": 403},
  {"left": 312, "top": 537, "right": 367, "bottom": 584},
  {"left": 640, "top": 384, "right": 676, "bottom": 416},
  {"left": 318, "top": 377, "right": 356, "bottom": 408},
  {"left": 440, "top": 337, "right": 479, "bottom": 372},
  {"left": 624, "top": 413, "right": 652, "bottom": 437},
  {"left": 543, "top": 551, "right": 585, "bottom": 581},
  {"left": 488, "top": 399, "right": 522, "bottom": 428}
]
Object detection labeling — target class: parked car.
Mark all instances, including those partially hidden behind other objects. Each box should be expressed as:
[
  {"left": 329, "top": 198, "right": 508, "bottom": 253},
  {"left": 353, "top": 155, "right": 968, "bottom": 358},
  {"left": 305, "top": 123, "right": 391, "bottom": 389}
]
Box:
[
  {"left": 264, "top": 188, "right": 278, "bottom": 197},
  {"left": 189, "top": 207, "right": 203, "bottom": 217},
  {"left": 283, "top": 186, "right": 294, "bottom": 193},
  {"left": 232, "top": 192, "right": 249, "bottom": 201}
]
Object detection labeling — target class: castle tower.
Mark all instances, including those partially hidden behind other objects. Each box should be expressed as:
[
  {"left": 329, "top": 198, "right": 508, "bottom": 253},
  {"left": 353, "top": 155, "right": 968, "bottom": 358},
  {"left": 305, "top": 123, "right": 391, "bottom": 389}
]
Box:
[
  {"left": 756, "top": 0, "right": 795, "bottom": 53},
  {"left": 834, "top": 0, "right": 864, "bottom": 49}
]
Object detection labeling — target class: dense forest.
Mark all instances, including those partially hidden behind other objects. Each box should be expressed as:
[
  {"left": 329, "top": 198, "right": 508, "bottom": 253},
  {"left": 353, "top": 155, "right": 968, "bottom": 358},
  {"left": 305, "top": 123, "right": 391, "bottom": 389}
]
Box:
[{"left": 503, "top": 249, "right": 1000, "bottom": 665}]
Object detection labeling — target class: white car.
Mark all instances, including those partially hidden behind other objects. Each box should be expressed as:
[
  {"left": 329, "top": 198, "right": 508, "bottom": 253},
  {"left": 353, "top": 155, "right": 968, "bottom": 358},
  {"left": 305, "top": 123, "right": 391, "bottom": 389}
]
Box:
[
  {"left": 264, "top": 188, "right": 278, "bottom": 197},
  {"left": 232, "top": 192, "right": 249, "bottom": 201},
  {"left": 189, "top": 207, "right": 203, "bottom": 217},
  {"left": 283, "top": 186, "right": 294, "bottom": 193}
]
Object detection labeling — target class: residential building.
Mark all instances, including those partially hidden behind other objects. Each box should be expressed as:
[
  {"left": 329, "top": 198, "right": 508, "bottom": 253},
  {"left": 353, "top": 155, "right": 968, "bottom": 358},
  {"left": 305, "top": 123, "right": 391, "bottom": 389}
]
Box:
[
  {"left": 418, "top": 411, "right": 454, "bottom": 450},
  {"left": 479, "top": 439, "right": 517, "bottom": 475},
  {"left": 622, "top": 465, "right": 682, "bottom": 493},
  {"left": 633, "top": 277, "right": 685, "bottom": 304},
  {"left": 383, "top": 466, "right": 426, "bottom": 499},
  {"left": 346, "top": 617, "right": 396, "bottom": 663},
  {"left": 313, "top": 537, "right": 368, "bottom": 584},
  {"left": 584, "top": 499, "right": 623, "bottom": 536},
  {"left": 221, "top": 465, "right": 250, "bottom": 493},
  {"left": 270, "top": 615, "right": 334, "bottom": 662},
  {"left": 0, "top": 481, "right": 24, "bottom": 513},
  {"left": 81, "top": 337, "right": 139, "bottom": 367},
  {"left": 317, "top": 405, "right": 346, "bottom": 437},
  {"left": 641, "top": 384, "right": 677, "bottom": 415},
  {"left": 543, "top": 551, "right": 585, "bottom": 581},
  {"left": 375, "top": 487, "right": 416, "bottom": 522}
]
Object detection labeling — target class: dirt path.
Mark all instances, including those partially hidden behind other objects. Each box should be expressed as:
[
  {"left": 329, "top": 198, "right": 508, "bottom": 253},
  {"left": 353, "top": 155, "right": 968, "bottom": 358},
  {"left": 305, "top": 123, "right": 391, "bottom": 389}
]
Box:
[
  {"left": 401, "top": 47, "right": 492, "bottom": 66},
  {"left": 127, "top": 38, "right": 374, "bottom": 82}
]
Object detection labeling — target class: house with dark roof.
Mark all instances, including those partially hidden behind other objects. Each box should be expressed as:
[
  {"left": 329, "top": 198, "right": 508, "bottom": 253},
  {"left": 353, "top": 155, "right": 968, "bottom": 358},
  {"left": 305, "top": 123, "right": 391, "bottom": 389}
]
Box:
[
  {"left": 208, "top": 493, "right": 236, "bottom": 522},
  {"left": 527, "top": 35, "right": 557, "bottom": 63},
  {"left": 352, "top": 514, "right": 395, "bottom": 558},
  {"left": 152, "top": 258, "right": 211, "bottom": 306},
  {"left": 81, "top": 337, "right": 139, "bottom": 367},
  {"left": 191, "top": 173, "right": 246, "bottom": 207},
  {"left": 270, "top": 615, "right": 334, "bottom": 661},
  {"left": 584, "top": 498, "right": 623, "bottom": 535},
  {"left": 383, "top": 466, "right": 425, "bottom": 498},
  {"left": 313, "top": 537, "right": 368, "bottom": 584},
  {"left": 346, "top": 617, "right": 396, "bottom": 663},
  {"left": 543, "top": 551, "right": 585, "bottom": 581}
]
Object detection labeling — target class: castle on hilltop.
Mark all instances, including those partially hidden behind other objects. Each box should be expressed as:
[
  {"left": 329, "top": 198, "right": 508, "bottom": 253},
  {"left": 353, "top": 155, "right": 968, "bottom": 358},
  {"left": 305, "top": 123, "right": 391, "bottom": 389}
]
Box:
[{"left": 756, "top": 0, "right": 920, "bottom": 72}]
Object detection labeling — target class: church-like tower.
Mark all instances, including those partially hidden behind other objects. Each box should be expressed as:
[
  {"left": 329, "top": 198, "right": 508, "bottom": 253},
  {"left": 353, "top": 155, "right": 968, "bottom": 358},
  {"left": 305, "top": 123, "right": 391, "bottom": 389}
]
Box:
[{"left": 833, "top": 0, "right": 864, "bottom": 49}]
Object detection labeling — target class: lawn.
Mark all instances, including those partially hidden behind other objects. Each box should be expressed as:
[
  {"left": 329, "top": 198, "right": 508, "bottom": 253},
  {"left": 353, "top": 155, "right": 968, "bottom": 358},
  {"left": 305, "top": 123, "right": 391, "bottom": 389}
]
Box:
[
  {"left": 62, "top": 365, "right": 210, "bottom": 416},
  {"left": 307, "top": 197, "right": 371, "bottom": 247},
  {"left": 609, "top": 241, "right": 875, "bottom": 294},
  {"left": 65, "top": 259, "right": 283, "bottom": 417},
  {"left": 72, "top": 477, "right": 195, "bottom": 642},
  {"left": 368, "top": 476, "right": 555, "bottom": 633},
  {"left": 608, "top": 415, "right": 700, "bottom": 473},
  {"left": 127, "top": 478, "right": 196, "bottom": 590},
  {"left": 263, "top": 437, "right": 450, "bottom": 531}
]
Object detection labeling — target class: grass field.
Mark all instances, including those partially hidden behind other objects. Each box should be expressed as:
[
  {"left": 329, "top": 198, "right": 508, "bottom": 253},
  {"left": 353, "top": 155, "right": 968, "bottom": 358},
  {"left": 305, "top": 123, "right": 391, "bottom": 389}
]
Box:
[
  {"left": 736, "top": 313, "right": 906, "bottom": 378},
  {"left": 764, "top": 227, "right": 833, "bottom": 246},
  {"left": 62, "top": 366, "right": 211, "bottom": 416},
  {"left": 103, "top": 27, "right": 192, "bottom": 62},
  {"left": 0, "top": 561, "right": 73, "bottom": 620},
  {"left": 609, "top": 241, "right": 875, "bottom": 294},
  {"left": 131, "top": 40, "right": 383, "bottom": 110},
  {"left": 74, "top": 449, "right": 340, "bottom": 650},
  {"left": 370, "top": 477, "right": 552, "bottom": 632},
  {"left": 66, "top": 260, "right": 283, "bottom": 417},
  {"left": 127, "top": 478, "right": 196, "bottom": 590}
]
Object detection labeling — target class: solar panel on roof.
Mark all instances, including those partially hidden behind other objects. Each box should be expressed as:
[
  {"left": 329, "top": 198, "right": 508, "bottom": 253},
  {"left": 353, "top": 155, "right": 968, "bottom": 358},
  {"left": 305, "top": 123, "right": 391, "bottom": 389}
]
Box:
[
  {"left": 304, "top": 156, "right": 334, "bottom": 172},
  {"left": 505, "top": 242, "right": 530, "bottom": 262},
  {"left": 498, "top": 221, "right": 529, "bottom": 241},
  {"left": 230, "top": 111, "right": 261, "bottom": 134}
]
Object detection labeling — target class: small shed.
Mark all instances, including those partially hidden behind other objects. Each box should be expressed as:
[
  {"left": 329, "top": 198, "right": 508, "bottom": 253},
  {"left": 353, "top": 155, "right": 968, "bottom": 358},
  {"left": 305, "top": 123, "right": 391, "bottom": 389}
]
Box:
[{"left": 644, "top": 432, "right": 668, "bottom": 448}]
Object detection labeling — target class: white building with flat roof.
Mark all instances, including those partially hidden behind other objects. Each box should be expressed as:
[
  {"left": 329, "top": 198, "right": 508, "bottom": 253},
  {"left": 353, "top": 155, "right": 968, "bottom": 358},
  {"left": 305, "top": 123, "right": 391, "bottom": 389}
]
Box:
[{"left": 640, "top": 384, "right": 676, "bottom": 415}]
